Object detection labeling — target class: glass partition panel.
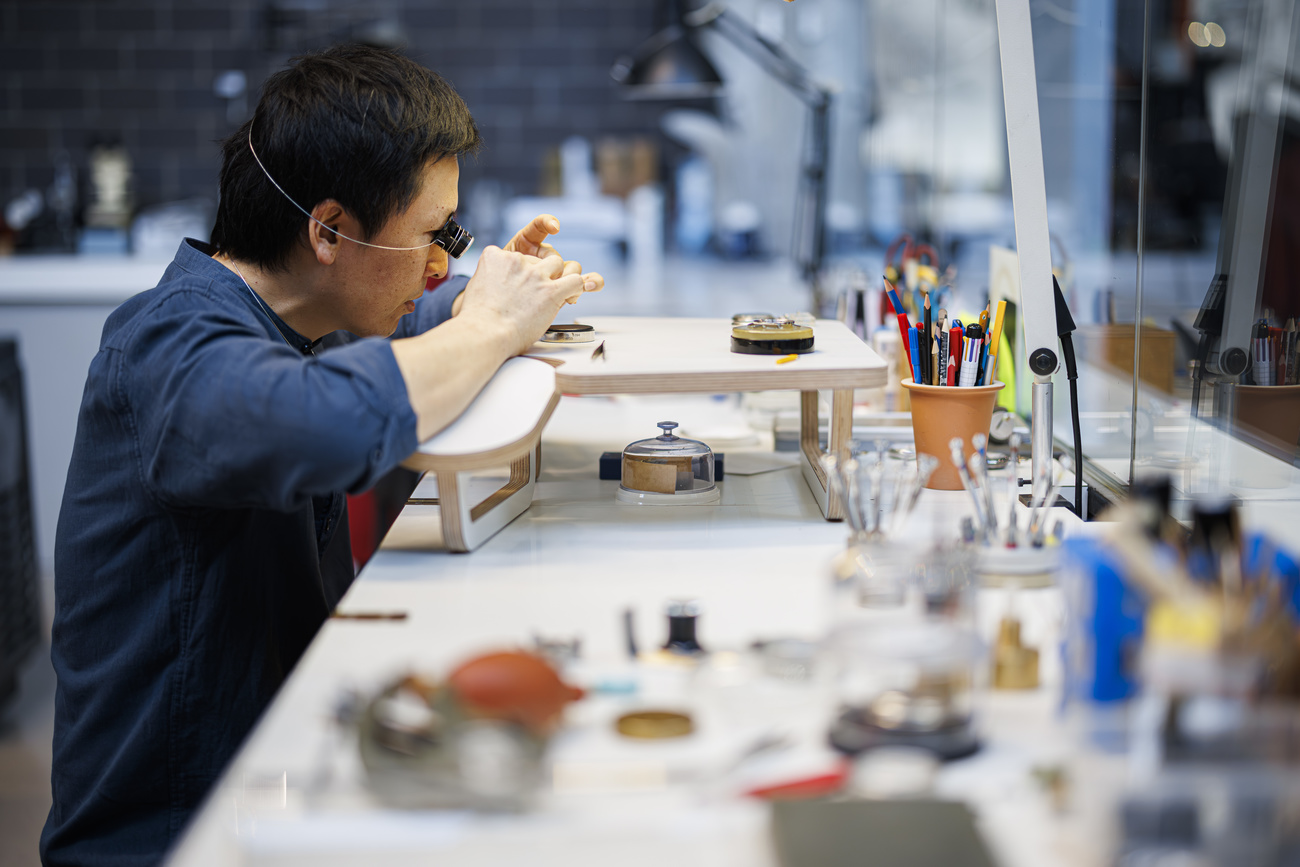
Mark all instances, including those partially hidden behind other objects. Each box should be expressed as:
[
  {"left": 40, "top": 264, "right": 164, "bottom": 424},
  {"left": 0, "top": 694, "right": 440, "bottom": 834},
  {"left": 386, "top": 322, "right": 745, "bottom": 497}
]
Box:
[{"left": 1132, "top": 0, "right": 1300, "bottom": 517}]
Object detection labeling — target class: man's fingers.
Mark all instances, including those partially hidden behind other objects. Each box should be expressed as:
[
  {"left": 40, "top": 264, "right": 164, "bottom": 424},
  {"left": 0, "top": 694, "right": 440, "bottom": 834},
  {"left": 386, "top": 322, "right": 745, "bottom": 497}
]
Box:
[
  {"left": 561, "top": 260, "right": 583, "bottom": 278},
  {"left": 582, "top": 272, "right": 605, "bottom": 293},
  {"left": 535, "top": 251, "right": 567, "bottom": 279},
  {"left": 554, "top": 272, "right": 587, "bottom": 304},
  {"left": 512, "top": 214, "right": 561, "bottom": 256}
]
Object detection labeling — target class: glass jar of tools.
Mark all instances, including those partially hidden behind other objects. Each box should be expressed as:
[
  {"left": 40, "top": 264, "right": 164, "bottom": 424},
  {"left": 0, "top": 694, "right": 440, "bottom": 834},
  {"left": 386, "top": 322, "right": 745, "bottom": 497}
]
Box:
[
  {"left": 822, "top": 445, "right": 986, "bottom": 761},
  {"left": 826, "top": 573, "right": 985, "bottom": 761},
  {"left": 822, "top": 443, "right": 938, "bottom": 612}
]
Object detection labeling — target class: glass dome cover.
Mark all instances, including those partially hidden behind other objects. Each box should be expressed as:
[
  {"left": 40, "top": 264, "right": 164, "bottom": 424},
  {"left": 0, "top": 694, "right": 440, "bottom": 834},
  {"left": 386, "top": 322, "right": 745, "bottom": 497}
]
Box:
[{"left": 617, "top": 421, "right": 719, "bottom": 505}]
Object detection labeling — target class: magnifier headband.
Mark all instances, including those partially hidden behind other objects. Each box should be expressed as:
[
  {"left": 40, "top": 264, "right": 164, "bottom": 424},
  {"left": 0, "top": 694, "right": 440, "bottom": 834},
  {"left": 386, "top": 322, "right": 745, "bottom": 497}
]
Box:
[{"left": 246, "top": 127, "right": 474, "bottom": 257}]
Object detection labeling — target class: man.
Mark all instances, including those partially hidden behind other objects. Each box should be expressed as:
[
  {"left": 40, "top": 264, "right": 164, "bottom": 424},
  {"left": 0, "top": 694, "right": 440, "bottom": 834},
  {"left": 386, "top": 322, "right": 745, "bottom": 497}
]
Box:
[{"left": 41, "top": 44, "right": 602, "bottom": 866}]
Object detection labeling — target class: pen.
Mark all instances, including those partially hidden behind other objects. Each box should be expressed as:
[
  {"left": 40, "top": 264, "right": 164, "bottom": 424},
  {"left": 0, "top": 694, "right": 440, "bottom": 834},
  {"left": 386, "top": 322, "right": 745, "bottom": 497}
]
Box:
[
  {"left": 974, "top": 306, "right": 991, "bottom": 385},
  {"left": 935, "top": 310, "right": 947, "bottom": 385},
  {"left": 984, "top": 300, "right": 1007, "bottom": 386},
  {"left": 939, "top": 329, "right": 949, "bottom": 387},
  {"left": 930, "top": 320, "right": 940, "bottom": 384},
  {"left": 948, "top": 322, "right": 963, "bottom": 386},
  {"left": 959, "top": 324, "right": 983, "bottom": 387},
  {"left": 908, "top": 326, "right": 922, "bottom": 385}
]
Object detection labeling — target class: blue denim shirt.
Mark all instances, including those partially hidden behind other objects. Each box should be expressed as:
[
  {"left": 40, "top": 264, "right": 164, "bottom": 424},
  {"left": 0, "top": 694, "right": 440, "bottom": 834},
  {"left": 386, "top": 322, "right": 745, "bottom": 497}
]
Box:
[{"left": 41, "top": 240, "right": 465, "bottom": 866}]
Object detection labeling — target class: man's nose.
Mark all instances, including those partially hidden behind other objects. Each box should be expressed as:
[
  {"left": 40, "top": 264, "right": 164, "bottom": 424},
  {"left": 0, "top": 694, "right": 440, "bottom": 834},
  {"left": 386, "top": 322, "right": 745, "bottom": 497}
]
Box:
[{"left": 424, "top": 246, "right": 448, "bottom": 281}]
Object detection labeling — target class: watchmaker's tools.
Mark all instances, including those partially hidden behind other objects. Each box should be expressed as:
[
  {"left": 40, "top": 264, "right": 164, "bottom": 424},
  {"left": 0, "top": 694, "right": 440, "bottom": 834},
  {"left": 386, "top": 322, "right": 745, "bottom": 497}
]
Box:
[
  {"left": 822, "top": 444, "right": 937, "bottom": 544},
  {"left": 617, "top": 421, "right": 719, "bottom": 505}
]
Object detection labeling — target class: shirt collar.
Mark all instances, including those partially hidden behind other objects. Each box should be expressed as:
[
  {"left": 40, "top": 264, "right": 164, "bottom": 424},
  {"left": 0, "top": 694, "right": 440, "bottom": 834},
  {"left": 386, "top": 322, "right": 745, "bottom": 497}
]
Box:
[{"left": 180, "top": 238, "right": 321, "bottom": 356}]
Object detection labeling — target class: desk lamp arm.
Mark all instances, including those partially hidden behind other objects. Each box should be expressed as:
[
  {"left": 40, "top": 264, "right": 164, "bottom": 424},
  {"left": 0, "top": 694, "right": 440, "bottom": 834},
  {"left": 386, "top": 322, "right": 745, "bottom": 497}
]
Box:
[
  {"left": 684, "top": 1, "right": 834, "bottom": 302},
  {"left": 994, "top": 0, "right": 1060, "bottom": 379},
  {"left": 995, "top": 0, "right": 1066, "bottom": 502},
  {"left": 685, "top": 2, "right": 831, "bottom": 110}
]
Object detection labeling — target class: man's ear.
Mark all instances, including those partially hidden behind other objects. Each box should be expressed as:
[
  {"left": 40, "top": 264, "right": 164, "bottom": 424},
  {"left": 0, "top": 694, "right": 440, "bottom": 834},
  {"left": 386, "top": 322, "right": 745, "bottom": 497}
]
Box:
[{"left": 307, "top": 199, "right": 349, "bottom": 265}]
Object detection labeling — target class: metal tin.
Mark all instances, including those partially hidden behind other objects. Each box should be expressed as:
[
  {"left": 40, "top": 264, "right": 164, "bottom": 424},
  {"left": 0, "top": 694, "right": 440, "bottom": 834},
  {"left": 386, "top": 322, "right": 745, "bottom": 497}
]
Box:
[
  {"left": 542, "top": 323, "right": 596, "bottom": 344},
  {"left": 615, "top": 710, "right": 694, "bottom": 739},
  {"left": 730, "top": 320, "right": 814, "bottom": 355}
]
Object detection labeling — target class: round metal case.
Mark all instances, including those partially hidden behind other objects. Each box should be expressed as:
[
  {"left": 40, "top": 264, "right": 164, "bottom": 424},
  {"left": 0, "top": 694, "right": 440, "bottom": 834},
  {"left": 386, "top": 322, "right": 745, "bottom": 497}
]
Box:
[
  {"left": 730, "top": 318, "right": 814, "bottom": 355},
  {"left": 541, "top": 323, "right": 596, "bottom": 344}
]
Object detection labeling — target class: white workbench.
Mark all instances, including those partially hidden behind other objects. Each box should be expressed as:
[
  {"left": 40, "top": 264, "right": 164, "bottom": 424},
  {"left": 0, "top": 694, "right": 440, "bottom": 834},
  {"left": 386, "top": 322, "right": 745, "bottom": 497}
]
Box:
[{"left": 163, "top": 393, "right": 1104, "bottom": 867}]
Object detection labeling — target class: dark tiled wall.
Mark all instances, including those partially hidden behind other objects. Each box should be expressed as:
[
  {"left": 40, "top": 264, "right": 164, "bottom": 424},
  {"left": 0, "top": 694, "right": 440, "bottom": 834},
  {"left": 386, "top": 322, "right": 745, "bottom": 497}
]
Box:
[{"left": 0, "top": 0, "right": 665, "bottom": 221}]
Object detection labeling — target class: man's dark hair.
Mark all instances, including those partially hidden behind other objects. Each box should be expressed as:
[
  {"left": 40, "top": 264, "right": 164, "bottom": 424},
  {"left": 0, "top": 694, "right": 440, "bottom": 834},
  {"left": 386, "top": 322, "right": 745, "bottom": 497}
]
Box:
[{"left": 211, "top": 44, "right": 480, "bottom": 272}]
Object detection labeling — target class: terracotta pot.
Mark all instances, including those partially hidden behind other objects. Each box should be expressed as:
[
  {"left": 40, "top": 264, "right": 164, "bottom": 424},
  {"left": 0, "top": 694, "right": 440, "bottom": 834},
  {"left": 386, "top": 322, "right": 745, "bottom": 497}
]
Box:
[{"left": 900, "top": 379, "right": 1005, "bottom": 490}]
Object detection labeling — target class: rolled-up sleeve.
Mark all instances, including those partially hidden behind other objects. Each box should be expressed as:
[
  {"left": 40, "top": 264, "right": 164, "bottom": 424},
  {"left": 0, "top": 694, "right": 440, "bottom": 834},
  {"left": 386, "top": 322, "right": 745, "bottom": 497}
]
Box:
[{"left": 122, "top": 291, "right": 418, "bottom": 512}]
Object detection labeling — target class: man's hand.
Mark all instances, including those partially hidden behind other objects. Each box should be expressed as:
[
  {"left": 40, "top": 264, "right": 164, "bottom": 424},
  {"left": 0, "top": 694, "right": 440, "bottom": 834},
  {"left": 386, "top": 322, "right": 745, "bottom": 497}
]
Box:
[
  {"left": 457, "top": 246, "right": 589, "bottom": 356},
  {"left": 503, "top": 213, "right": 562, "bottom": 259},
  {"left": 394, "top": 243, "right": 604, "bottom": 442},
  {"left": 502, "top": 213, "right": 605, "bottom": 302}
]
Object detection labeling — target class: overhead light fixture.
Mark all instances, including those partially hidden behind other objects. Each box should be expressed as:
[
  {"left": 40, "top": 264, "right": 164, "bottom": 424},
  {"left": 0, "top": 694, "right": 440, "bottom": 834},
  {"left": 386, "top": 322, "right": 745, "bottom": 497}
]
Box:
[{"left": 609, "top": 16, "right": 723, "bottom": 101}]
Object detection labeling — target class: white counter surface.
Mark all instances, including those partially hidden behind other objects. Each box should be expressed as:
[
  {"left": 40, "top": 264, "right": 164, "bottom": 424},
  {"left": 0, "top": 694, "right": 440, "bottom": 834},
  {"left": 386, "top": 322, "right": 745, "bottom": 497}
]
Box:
[
  {"left": 163, "top": 393, "right": 1104, "bottom": 867},
  {"left": 0, "top": 254, "right": 172, "bottom": 304}
]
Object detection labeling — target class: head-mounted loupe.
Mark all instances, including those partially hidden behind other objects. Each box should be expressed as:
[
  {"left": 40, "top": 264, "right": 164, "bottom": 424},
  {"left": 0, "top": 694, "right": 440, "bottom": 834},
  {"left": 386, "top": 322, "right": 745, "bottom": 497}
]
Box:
[{"left": 432, "top": 216, "right": 473, "bottom": 259}]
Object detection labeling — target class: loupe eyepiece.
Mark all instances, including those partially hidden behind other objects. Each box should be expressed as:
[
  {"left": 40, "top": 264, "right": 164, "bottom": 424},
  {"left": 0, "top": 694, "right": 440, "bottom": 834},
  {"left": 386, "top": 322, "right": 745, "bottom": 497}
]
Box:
[{"left": 434, "top": 217, "right": 473, "bottom": 259}]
